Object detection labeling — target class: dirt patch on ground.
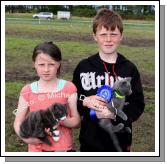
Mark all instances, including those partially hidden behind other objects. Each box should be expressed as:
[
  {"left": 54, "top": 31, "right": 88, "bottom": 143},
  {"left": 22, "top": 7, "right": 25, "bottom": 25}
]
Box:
[
  {"left": 122, "top": 37, "right": 154, "bottom": 47},
  {"left": 132, "top": 111, "right": 155, "bottom": 151},
  {"left": 5, "top": 70, "right": 39, "bottom": 82},
  {"left": 6, "top": 58, "right": 155, "bottom": 105},
  {"left": 5, "top": 68, "right": 154, "bottom": 88},
  {"left": 140, "top": 73, "right": 154, "bottom": 87},
  {"left": 6, "top": 30, "right": 154, "bottom": 47}
]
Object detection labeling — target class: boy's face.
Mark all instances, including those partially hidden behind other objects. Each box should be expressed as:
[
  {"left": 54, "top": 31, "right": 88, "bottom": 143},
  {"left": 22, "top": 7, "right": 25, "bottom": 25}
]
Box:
[{"left": 93, "top": 26, "right": 123, "bottom": 56}]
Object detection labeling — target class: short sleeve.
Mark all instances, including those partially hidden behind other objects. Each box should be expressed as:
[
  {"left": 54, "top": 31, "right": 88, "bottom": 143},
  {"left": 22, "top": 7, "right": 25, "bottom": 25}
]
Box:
[
  {"left": 20, "top": 84, "right": 31, "bottom": 102},
  {"left": 65, "top": 81, "right": 77, "bottom": 95}
]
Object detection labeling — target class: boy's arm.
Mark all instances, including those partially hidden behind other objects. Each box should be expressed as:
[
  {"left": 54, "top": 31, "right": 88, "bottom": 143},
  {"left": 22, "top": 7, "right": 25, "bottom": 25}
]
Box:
[{"left": 72, "top": 63, "right": 115, "bottom": 119}]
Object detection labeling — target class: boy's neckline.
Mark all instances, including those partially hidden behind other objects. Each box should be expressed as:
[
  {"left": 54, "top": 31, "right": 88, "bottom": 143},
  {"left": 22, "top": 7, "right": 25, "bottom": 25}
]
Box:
[{"left": 99, "top": 52, "right": 118, "bottom": 64}]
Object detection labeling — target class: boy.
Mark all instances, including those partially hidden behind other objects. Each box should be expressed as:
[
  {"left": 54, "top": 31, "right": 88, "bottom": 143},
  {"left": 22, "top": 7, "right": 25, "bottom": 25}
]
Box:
[{"left": 72, "top": 8, "right": 145, "bottom": 152}]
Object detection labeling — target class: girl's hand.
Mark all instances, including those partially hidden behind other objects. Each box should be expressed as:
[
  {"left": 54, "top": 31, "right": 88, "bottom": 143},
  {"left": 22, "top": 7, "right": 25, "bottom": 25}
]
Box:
[
  {"left": 44, "top": 128, "right": 52, "bottom": 136},
  {"left": 21, "top": 137, "right": 43, "bottom": 145},
  {"left": 44, "top": 125, "right": 60, "bottom": 136}
]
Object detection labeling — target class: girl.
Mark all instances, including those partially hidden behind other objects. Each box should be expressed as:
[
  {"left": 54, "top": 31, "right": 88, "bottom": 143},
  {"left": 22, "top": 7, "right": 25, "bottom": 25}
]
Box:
[{"left": 14, "top": 42, "right": 80, "bottom": 152}]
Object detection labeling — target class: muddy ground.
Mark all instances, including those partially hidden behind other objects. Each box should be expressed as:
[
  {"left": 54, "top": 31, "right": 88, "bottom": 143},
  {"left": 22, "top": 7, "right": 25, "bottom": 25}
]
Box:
[
  {"left": 6, "top": 30, "right": 155, "bottom": 104},
  {"left": 6, "top": 30, "right": 154, "bottom": 80},
  {"left": 5, "top": 68, "right": 154, "bottom": 105},
  {"left": 5, "top": 69, "right": 154, "bottom": 86},
  {"left": 6, "top": 29, "right": 155, "bottom": 48}
]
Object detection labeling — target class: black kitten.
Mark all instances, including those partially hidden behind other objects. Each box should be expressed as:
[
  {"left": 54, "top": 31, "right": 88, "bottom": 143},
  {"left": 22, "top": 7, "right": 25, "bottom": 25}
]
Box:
[{"left": 20, "top": 103, "right": 67, "bottom": 145}]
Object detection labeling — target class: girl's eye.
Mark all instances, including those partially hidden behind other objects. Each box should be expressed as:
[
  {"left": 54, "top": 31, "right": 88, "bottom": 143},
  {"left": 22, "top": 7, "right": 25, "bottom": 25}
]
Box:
[
  {"left": 39, "top": 64, "right": 44, "bottom": 66},
  {"left": 49, "top": 64, "right": 55, "bottom": 66}
]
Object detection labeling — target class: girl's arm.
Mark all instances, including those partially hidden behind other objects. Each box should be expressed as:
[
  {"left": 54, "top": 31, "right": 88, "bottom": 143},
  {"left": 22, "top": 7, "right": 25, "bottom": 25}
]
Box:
[
  {"left": 13, "top": 95, "right": 42, "bottom": 145},
  {"left": 62, "top": 92, "right": 81, "bottom": 128}
]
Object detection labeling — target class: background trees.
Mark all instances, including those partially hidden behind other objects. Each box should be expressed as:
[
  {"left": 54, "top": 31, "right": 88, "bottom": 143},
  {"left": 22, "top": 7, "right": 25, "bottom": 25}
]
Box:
[{"left": 5, "top": 5, "right": 155, "bottom": 20}]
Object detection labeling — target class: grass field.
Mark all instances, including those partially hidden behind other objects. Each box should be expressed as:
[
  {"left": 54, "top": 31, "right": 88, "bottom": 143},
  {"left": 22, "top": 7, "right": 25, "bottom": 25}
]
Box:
[{"left": 5, "top": 13, "right": 155, "bottom": 152}]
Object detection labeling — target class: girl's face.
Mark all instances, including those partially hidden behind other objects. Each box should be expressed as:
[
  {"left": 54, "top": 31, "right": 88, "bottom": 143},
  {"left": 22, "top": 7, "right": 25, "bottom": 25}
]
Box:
[
  {"left": 34, "top": 53, "right": 60, "bottom": 81},
  {"left": 93, "top": 26, "right": 123, "bottom": 56}
]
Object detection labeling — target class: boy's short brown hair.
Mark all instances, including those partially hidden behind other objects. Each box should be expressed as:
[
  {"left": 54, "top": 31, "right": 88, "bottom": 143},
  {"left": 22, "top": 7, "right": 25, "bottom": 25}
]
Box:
[{"left": 93, "top": 8, "right": 123, "bottom": 34}]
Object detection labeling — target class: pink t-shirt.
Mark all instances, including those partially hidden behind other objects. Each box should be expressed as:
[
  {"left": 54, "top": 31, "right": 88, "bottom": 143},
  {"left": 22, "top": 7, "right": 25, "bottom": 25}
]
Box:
[{"left": 20, "top": 79, "right": 77, "bottom": 152}]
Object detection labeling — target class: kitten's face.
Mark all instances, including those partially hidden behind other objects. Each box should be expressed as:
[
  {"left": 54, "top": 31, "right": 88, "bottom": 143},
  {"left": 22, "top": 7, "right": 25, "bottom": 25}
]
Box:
[
  {"left": 51, "top": 103, "right": 67, "bottom": 120},
  {"left": 41, "top": 103, "right": 67, "bottom": 127},
  {"left": 114, "top": 77, "right": 132, "bottom": 96}
]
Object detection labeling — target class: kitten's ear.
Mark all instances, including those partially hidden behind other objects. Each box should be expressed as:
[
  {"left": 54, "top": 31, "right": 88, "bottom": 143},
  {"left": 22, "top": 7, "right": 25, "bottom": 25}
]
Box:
[{"left": 126, "top": 77, "right": 132, "bottom": 82}]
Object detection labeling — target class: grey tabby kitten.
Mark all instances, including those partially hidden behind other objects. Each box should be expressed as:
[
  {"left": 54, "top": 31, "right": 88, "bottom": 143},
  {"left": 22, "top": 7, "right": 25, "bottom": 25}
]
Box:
[
  {"left": 20, "top": 103, "right": 67, "bottom": 145},
  {"left": 99, "top": 77, "right": 132, "bottom": 151}
]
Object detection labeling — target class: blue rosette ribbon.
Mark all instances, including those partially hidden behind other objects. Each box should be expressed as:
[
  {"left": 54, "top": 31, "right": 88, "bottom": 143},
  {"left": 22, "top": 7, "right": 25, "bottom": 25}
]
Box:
[{"left": 90, "top": 85, "right": 113, "bottom": 120}]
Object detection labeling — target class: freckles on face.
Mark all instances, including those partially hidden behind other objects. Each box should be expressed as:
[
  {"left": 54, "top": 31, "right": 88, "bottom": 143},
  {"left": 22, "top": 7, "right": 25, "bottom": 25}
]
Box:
[
  {"left": 94, "top": 26, "right": 123, "bottom": 43},
  {"left": 93, "top": 26, "right": 123, "bottom": 55}
]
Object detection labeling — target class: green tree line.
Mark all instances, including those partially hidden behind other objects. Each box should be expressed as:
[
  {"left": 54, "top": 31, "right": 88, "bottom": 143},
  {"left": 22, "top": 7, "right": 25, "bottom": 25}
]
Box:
[{"left": 5, "top": 5, "right": 155, "bottom": 20}]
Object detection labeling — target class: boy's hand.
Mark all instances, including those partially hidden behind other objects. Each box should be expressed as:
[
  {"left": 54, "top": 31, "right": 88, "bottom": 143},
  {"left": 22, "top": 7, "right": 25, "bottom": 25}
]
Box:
[
  {"left": 83, "top": 95, "right": 107, "bottom": 111},
  {"left": 95, "top": 106, "right": 116, "bottom": 119}
]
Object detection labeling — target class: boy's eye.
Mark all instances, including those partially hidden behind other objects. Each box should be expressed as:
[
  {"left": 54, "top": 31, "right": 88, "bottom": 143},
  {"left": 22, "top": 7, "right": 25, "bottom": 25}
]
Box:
[
  {"left": 39, "top": 64, "right": 44, "bottom": 66},
  {"left": 99, "top": 33, "right": 117, "bottom": 37},
  {"left": 100, "top": 34, "right": 107, "bottom": 36}
]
